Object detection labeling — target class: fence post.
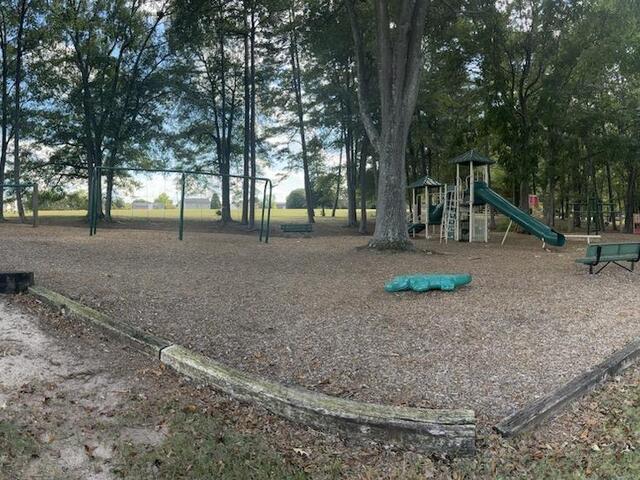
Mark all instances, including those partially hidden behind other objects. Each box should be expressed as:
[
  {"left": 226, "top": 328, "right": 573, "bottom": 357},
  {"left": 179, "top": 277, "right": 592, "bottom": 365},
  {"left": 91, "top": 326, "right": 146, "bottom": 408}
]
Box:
[
  {"left": 179, "top": 172, "right": 186, "bottom": 241},
  {"left": 265, "top": 181, "right": 272, "bottom": 243},
  {"left": 32, "top": 183, "right": 38, "bottom": 227}
]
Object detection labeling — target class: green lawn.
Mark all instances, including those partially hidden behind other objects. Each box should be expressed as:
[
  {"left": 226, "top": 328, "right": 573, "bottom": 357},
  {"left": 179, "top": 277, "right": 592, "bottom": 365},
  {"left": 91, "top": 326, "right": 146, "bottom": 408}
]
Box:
[{"left": 5, "top": 208, "right": 374, "bottom": 223}]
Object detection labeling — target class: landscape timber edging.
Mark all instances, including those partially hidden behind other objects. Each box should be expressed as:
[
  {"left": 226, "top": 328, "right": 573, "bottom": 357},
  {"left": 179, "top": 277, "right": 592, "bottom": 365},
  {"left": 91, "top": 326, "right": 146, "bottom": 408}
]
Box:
[
  {"left": 28, "top": 285, "right": 171, "bottom": 357},
  {"left": 161, "top": 344, "right": 476, "bottom": 455},
  {"left": 27, "top": 285, "right": 476, "bottom": 455},
  {"left": 496, "top": 336, "right": 640, "bottom": 437},
  {"left": 0, "top": 272, "right": 34, "bottom": 294}
]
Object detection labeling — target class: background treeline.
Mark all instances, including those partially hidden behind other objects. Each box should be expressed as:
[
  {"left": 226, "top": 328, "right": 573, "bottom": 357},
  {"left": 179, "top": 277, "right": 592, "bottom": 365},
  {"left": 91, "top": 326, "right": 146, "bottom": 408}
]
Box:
[{"left": 0, "top": 0, "right": 639, "bottom": 231}]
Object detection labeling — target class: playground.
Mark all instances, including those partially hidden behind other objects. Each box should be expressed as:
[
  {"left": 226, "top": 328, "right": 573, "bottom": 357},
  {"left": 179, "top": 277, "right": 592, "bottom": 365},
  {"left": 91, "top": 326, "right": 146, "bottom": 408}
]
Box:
[{"left": 1, "top": 218, "right": 638, "bottom": 427}]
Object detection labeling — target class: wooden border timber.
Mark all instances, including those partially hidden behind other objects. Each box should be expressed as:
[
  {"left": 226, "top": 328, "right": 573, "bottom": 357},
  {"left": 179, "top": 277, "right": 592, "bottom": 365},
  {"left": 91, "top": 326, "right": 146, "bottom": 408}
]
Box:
[
  {"left": 29, "top": 285, "right": 171, "bottom": 357},
  {"left": 0, "top": 272, "right": 34, "bottom": 293},
  {"left": 27, "top": 285, "right": 476, "bottom": 455},
  {"left": 496, "top": 337, "right": 640, "bottom": 437},
  {"left": 162, "top": 345, "right": 475, "bottom": 455}
]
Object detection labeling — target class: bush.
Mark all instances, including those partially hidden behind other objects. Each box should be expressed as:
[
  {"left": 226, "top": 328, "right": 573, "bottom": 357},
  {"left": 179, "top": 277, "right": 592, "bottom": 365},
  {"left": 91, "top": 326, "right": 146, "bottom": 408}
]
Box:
[{"left": 285, "top": 189, "right": 306, "bottom": 209}]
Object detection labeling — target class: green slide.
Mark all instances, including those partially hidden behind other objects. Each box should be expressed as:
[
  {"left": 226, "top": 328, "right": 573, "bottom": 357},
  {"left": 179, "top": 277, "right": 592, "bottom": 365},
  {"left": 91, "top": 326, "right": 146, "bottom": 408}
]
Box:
[
  {"left": 408, "top": 223, "right": 426, "bottom": 234},
  {"left": 429, "top": 202, "right": 444, "bottom": 225},
  {"left": 474, "top": 181, "right": 566, "bottom": 247}
]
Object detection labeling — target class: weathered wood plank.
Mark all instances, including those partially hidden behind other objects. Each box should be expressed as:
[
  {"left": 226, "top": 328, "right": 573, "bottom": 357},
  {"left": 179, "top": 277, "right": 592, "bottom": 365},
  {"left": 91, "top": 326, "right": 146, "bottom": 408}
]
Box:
[
  {"left": 496, "top": 337, "right": 640, "bottom": 437},
  {"left": 162, "top": 344, "right": 476, "bottom": 455},
  {"left": 29, "top": 285, "right": 171, "bottom": 357},
  {"left": 29, "top": 285, "right": 476, "bottom": 455},
  {"left": 0, "top": 272, "right": 34, "bottom": 294}
]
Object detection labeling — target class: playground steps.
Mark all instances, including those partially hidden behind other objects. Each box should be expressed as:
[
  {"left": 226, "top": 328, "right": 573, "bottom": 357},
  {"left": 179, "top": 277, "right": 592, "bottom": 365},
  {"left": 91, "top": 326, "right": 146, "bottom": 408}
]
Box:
[{"left": 440, "top": 190, "right": 457, "bottom": 243}]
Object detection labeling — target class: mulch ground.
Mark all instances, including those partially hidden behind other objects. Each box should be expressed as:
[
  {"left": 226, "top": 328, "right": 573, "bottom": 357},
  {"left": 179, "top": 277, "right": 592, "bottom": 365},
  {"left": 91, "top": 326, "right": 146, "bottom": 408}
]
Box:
[{"left": 1, "top": 218, "right": 639, "bottom": 426}]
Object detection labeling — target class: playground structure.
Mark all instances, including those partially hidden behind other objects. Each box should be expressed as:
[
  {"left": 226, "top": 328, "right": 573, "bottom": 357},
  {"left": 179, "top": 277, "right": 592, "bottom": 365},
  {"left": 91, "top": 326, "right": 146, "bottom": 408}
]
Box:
[
  {"left": 407, "top": 175, "right": 445, "bottom": 238},
  {"left": 87, "top": 166, "right": 273, "bottom": 243},
  {"left": 408, "top": 150, "right": 566, "bottom": 247},
  {"left": 1, "top": 182, "right": 39, "bottom": 227}
]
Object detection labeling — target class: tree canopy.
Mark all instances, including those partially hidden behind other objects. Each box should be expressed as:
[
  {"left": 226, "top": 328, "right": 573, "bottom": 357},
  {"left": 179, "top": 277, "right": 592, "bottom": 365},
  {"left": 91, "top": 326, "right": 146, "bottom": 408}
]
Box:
[{"left": 1, "top": 0, "right": 639, "bottom": 238}]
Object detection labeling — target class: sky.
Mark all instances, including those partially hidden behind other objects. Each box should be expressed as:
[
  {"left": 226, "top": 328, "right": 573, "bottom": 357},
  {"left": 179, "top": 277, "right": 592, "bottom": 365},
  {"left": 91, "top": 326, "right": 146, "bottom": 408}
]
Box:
[{"left": 126, "top": 163, "right": 305, "bottom": 205}]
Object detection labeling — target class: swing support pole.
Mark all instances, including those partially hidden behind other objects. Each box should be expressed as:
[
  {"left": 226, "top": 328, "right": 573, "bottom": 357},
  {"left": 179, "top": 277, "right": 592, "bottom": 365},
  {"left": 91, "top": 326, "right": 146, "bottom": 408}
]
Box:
[
  {"left": 179, "top": 172, "right": 186, "bottom": 241},
  {"left": 89, "top": 166, "right": 273, "bottom": 243}
]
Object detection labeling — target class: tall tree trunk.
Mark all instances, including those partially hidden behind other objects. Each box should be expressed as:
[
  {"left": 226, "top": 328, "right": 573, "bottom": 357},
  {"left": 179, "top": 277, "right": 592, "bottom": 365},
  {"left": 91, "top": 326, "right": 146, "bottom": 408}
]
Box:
[
  {"left": 249, "top": 4, "right": 257, "bottom": 228},
  {"left": 624, "top": 162, "right": 637, "bottom": 234},
  {"left": 346, "top": 0, "right": 428, "bottom": 249},
  {"left": 241, "top": 5, "right": 250, "bottom": 225},
  {"left": 605, "top": 160, "right": 617, "bottom": 231},
  {"left": 13, "top": 0, "right": 27, "bottom": 222},
  {"left": 332, "top": 138, "right": 343, "bottom": 217},
  {"left": 0, "top": 26, "right": 7, "bottom": 221},
  {"left": 358, "top": 137, "right": 368, "bottom": 234},
  {"left": 345, "top": 125, "right": 357, "bottom": 226},
  {"left": 289, "top": 7, "right": 314, "bottom": 224},
  {"left": 218, "top": 29, "right": 232, "bottom": 224}
]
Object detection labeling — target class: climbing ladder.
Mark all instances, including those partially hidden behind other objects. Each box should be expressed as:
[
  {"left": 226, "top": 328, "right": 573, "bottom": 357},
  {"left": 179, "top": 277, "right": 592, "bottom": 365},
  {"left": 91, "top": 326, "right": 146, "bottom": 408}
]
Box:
[{"left": 440, "top": 189, "right": 457, "bottom": 243}]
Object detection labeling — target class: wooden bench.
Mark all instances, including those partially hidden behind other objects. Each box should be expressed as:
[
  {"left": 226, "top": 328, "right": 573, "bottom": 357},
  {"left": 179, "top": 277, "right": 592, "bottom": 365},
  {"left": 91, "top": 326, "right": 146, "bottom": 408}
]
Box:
[
  {"left": 280, "top": 223, "right": 313, "bottom": 234},
  {"left": 575, "top": 242, "right": 640, "bottom": 274}
]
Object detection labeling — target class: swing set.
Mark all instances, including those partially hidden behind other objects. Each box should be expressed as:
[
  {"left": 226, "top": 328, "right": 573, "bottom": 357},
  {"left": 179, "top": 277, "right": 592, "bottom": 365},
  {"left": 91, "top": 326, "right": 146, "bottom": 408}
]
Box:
[{"left": 87, "top": 166, "right": 273, "bottom": 243}]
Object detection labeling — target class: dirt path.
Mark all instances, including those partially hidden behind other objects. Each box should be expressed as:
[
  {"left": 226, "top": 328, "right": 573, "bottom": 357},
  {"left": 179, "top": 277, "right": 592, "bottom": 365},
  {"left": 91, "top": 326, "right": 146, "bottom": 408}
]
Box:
[{"left": 0, "top": 297, "right": 169, "bottom": 479}]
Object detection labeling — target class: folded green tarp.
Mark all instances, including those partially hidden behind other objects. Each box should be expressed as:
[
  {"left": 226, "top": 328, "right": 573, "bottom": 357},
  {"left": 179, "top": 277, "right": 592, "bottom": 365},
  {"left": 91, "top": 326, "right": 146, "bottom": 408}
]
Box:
[{"left": 384, "top": 273, "right": 472, "bottom": 293}]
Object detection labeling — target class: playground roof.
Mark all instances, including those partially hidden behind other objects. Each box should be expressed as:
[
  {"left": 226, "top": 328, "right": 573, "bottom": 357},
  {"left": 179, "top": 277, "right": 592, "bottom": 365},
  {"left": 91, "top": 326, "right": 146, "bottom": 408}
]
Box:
[
  {"left": 448, "top": 149, "right": 495, "bottom": 165},
  {"left": 407, "top": 175, "right": 442, "bottom": 189}
]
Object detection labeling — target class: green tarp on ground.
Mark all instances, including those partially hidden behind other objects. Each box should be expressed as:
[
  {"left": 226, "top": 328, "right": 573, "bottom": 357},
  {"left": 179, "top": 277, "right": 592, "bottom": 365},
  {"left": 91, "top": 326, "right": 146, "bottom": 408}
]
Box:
[{"left": 384, "top": 273, "right": 472, "bottom": 293}]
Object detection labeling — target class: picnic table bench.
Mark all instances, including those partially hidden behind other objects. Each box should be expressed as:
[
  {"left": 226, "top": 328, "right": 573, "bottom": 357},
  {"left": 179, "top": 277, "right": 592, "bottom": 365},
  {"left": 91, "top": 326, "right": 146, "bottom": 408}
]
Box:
[
  {"left": 575, "top": 242, "right": 640, "bottom": 274},
  {"left": 280, "top": 223, "right": 313, "bottom": 234}
]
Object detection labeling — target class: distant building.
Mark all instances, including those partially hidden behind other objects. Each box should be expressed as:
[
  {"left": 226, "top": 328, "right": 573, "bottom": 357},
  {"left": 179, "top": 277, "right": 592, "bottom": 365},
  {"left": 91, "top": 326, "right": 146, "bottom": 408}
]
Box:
[
  {"left": 132, "top": 199, "right": 152, "bottom": 210},
  {"left": 183, "top": 198, "right": 210, "bottom": 210},
  {"left": 132, "top": 199, "right": 165, "bottom": 210}
]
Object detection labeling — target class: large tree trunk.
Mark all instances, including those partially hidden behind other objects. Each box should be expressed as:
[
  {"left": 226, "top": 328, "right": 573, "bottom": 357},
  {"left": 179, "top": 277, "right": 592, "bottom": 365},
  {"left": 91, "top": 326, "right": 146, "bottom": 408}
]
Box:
[
  {"left": 358, "top": 138, "right": 368, "bottom": 234},
  {"left": 249, "top": 5, "right": 257, "bottom": 228},
  {"left": 346, "top": 0, "right": 428, "bottom": 249},
  {"left": 0, "top": 26, "right": 8, "bottom": 221},
  {"left": 13, "top": 0, "right": 27, "bottom": 222},
  {"left": 370, "top": 125, "right": 410, "bottom": 248},
  {"left": 104, "top": 167, "right": 114, "bottom": 222},
  {"left": 241, "top": 6, "right": 250, "bottom": 225},
  {"left": 345, "top": 125, "right": 357, "bottom": 226},
  {"left": 332, "top": 140, "right": 343, "bottom": 217}
]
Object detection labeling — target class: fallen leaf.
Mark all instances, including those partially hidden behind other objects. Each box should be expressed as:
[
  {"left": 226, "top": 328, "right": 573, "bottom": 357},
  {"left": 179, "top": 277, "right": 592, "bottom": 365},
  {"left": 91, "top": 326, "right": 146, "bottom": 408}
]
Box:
[
  {"left": 84, "top": 444, "right": 97, "bottom": 458},
  {"left": 293, "top": 448, "right": 311, "bottom": 458}
]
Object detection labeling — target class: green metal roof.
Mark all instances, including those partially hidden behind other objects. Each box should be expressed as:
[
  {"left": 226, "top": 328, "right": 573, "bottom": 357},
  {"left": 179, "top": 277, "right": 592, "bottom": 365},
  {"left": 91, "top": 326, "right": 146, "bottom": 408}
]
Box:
[
  {"left": 407, "top": 175, "right": 443, "bottom": 189},
  {"left": 448, "top": 149, "right": 495, "bottom": 165}
]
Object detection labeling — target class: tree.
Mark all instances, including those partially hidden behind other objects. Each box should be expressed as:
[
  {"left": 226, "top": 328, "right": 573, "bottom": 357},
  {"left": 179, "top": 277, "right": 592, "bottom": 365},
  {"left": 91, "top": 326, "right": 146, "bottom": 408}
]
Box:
[
  {"left": 346, "top": 0, "right": 429, "bottom": 249},
  {"left": 155, "top": 192, "right": 174, "bottom": 208},
  {"left": 39, "top": 0, "right": 171, "bottom": 221},
  {"left": 285, "top": 188, "right": 306, "bottom": 208},
  {"left": 210, "top": 191, "right": 221, "bottom": 209},
  {"left": 170, "top": 0, "right": 245, "bottom": 224}
]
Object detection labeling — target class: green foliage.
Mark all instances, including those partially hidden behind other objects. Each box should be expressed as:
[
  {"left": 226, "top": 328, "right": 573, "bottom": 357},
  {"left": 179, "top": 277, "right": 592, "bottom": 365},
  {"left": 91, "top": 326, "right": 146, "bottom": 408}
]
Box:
[
  {"left": 285, "top": 189, "right": 306, "bottom": 209},
  {"left": 154, "top": 193, "right": 174, "bottom": 209},
  {"left": 38, "top": 189, "right": 88, "bottom": 210},
  {"left": 210, "top": 192, "right": 221, "bottom": 209}
]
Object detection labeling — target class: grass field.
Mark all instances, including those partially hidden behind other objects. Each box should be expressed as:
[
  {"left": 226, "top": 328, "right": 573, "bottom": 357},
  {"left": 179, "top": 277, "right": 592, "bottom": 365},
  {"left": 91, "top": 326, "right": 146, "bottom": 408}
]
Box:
[{"left": 5, "top": 208, "right": 374, "bottom": 223}]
